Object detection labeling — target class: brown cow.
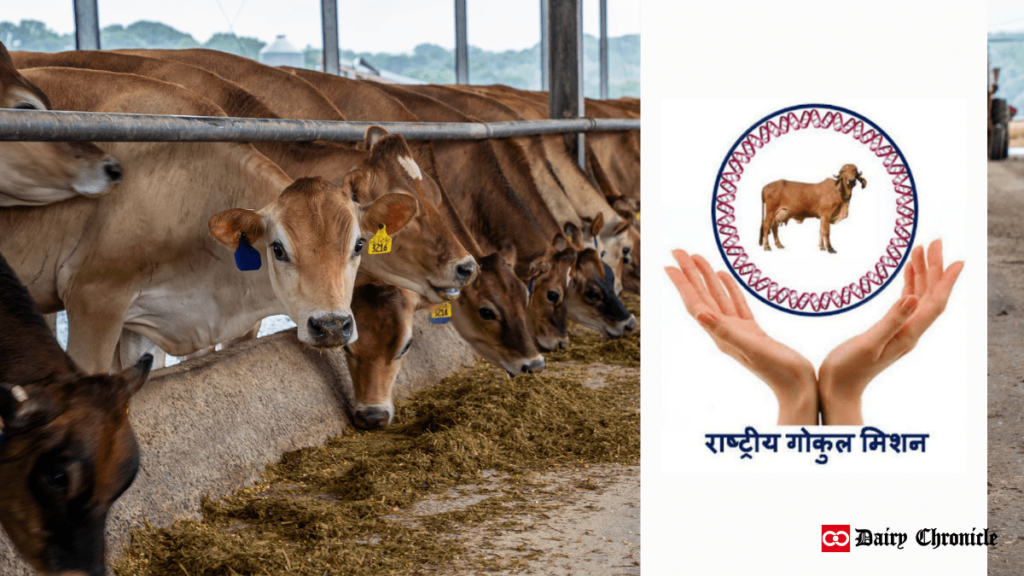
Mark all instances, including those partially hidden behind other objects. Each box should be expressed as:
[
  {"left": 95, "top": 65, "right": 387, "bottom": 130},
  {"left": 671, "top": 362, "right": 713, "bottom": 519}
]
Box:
[
  {"left": 0, "top": 42, "right": 121, "bottom": 207},
  {"left": 0, "top": 250, "right": 152, "bottom": 576},
  {"left": 758, "top": 163, "right": 866, "bottom": 254}
]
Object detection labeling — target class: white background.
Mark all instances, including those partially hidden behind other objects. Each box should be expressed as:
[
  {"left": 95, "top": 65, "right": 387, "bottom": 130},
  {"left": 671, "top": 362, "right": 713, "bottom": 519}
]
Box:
[{"left": 642, "top": 1, "right": 986, "bottom": 573}]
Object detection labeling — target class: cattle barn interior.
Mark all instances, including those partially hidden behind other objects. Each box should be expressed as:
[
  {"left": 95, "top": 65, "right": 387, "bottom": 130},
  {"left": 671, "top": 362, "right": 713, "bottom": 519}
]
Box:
[{"left": 0, "top": 1, "right": 640, "bottom": 574}]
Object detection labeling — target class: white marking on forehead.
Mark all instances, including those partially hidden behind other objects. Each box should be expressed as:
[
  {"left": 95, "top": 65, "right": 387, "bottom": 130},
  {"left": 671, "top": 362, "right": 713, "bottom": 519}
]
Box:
[
  {"left": 397, "top": 155, "right": 422, "bottom": 181},
  {"left": 11, "top": 386, "right": 27, "bottom": 403},
  {"left": 566, "top": 268, "right": 571, "bottom": 288}
]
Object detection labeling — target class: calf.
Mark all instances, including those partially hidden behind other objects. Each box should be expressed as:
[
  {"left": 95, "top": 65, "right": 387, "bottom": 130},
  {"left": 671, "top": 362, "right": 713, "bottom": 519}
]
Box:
[
  {"left": 0, "top": 250, "right": 152, "bottom": 576},
  {"left": 0, "top": 42, "right": 121, "bottom": 206},
  {"left": 758, "top": 163, "right": 866, "bottom": 254}
]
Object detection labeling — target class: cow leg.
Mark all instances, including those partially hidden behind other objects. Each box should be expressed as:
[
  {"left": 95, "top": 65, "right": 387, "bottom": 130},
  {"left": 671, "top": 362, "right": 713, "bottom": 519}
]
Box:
[
  {"left": 64, "top": 290, "right": 134, "bottom": 375},
  {"left": 819, "top": 218, "right": 836, "bottom": 254},
  {"left": 761, "top": 217, "right": 773, "bottom": 251},
  {"left": 113, "top": 329, "right": 167, "bottom": 372},
  {"left": 771, "top": 208, "right": 787, "bottom": 249}
]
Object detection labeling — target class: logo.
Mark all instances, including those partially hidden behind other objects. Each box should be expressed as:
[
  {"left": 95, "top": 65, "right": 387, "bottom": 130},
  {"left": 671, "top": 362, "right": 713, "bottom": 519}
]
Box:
[{"left": 822, "top": 525, "right": 851, "bottom": 552}]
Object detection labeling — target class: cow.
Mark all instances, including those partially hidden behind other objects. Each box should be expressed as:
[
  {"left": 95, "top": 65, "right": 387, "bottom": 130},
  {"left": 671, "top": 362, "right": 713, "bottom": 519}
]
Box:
[
  {"left": 758, "top": 163, "right": 867, "bottom": 254},
  {"left": 397, "top": 83, "right": 636, "bottom": 338},
  {"left": 11, "top": 51, "right": 477, "bottom": 304},
  {"left": 2, "top": 67, "right": 417, "bottom": 375},
  {"left": 0, "top": 42, "right": 122, "bottom": 207},
  {"left": 0, "top": 250, "right": 153, "bottom": 576}
]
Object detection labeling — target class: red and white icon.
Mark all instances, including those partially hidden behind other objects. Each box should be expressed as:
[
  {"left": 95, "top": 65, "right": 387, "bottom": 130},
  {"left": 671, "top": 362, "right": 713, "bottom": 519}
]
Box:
[{"left": 822, "top": 525, "right": 851, "bottom": 552}]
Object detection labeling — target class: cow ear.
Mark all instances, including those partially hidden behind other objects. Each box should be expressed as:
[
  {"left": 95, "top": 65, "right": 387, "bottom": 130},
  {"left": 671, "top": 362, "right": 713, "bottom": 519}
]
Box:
[
  {"left": 364, "top": 126, "right": 389, "bottom": 150},
  {"left": 360, "top": 192, "right": 418, "bottom": 237},
  {"left": 527, "top": 259, "right": 550, "bottom": 286},
  {"left": 0, "top": 383, "right": 48, "bottom": 431},
  {"left": 209, "top": 209, "right": 266, "bottom": 249},
  {"left": 563, "top": 223, "right": 584, "bottom": 251},
  {"left": 857, "top": 176, "right": 867, "bottom": 189},
  {"left": 551, "top": 232, "right": 567, "bottom": 251},
  {"left": 611, "top": 218, "right": 632, "bottom": 236},
  {"left": 117, "top": 354, "right": 153, "bottom": 399},
  {"left": 498, "top": 240, "right": 517, "bottom": 270},
  {"left": 590, "top": 212, "right": 605, "bottom": 238}
]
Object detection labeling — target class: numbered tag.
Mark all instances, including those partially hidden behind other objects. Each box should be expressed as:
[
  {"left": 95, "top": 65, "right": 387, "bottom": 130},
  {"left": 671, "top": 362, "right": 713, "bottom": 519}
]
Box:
[
  {"left": 430, "top": 302, "right": 452, "bottom": 324},
  {"left": 234, "top": 232, "right": 262, "bottom": 271},
  {"left": 369, "top": 224, "right": 392, "bottom": 255}
]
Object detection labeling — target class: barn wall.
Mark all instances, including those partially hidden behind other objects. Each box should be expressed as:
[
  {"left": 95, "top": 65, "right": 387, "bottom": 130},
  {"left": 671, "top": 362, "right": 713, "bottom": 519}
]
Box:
[{"left": 0, "top": 315, "right": 476, "bottom": 575}]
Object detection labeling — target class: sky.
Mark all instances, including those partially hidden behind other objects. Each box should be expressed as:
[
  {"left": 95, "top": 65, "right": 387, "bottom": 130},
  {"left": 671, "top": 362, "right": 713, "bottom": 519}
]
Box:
[
  {"left": 990, "top": 0, "right": 1024, "bottom": 32},
  {"left": 2, "top": 0, "right": 640, "bottom": 52}
]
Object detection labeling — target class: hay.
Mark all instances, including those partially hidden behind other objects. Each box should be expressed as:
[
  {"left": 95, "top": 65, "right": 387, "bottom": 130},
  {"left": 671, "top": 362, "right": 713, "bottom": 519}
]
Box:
[{"left": 114, "top": 305, "right": 640, "bottom": 576}]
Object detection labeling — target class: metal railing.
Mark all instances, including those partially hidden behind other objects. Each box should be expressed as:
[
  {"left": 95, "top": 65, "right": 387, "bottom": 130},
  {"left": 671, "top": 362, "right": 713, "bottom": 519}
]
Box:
[{"left": 0, "top": 109, "right": 639, "bottom": 143}]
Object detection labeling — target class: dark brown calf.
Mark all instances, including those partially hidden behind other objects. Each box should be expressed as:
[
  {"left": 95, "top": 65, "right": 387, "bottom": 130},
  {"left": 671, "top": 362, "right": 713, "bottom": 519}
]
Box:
[
  {"left": 758, "top": 163, "right": 866, "bottom": 254},
  {"left": 0, "top": 251, "right": 152, "bottom": 576}
]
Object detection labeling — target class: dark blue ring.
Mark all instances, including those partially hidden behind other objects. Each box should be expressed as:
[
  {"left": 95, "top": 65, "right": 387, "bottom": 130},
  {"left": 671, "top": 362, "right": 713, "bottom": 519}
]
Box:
[{"left": 711, "top": 103, "right": 918, "bottom": 317}]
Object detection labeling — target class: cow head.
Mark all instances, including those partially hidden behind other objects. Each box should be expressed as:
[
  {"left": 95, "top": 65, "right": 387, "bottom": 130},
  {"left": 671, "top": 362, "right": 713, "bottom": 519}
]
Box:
[
  {"left": 451, "top": 249, "right": 545, "bottom": 377},
  {"left": 343, "top": 283, "right": 418, "bottom": 430},
  {"left": 0, "top": 42, "right": 122, "bottom": 207},
  {"left": 834, "top": 164, "right": 865, "bottom": 194},
  {"left": 524, "top": 236, "right": 576, "bottom": 352},
  {"left": 566, "top": 247, "right": 637, "bottom": 338},
  {"left": 0, "top": 355, "right": 153, "bottom": 576},
  {"left": 210, "top": 176, "right": 417, "bottom": 348},
  {"left": 342, "top": 128, "right": 477, "bottom": 303},
  {"left": 583, "top": 212, "right": 634, "bottom": 296}
]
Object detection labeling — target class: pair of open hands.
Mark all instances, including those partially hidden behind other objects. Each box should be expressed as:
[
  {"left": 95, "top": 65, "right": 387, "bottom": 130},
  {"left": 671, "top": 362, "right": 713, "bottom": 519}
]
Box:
[{"left": 665, "top": 240, "right": 964, "bottom": 425}]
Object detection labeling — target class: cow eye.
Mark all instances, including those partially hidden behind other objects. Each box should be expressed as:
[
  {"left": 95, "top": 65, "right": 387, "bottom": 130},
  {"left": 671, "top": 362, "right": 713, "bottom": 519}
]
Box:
[
  {"left": 546, "top": 290, "right": 559, "bottom": 304},
  {"left": 354, "top": 238, "right": 365, "bottom": 256},
  {"left": 271, "top": 241, "right": 288, "bottom": 262},
  {"left": 479, "top": 307, "right": 497, "bottom": 321},
  {"left": 585, "top": 290, "right": 601, "bottom": 302},
  {"left": 398, "top": 339, "right": 412, "bottom": 358},
  {"left": 39, "top": 468, "right": 69, "bottom": 495},
  {"left": 622, "top": 246, "right": 631, "bottom": 255},
  {"left": 14, "top": 102, "right": 36, "bottom": 110}
]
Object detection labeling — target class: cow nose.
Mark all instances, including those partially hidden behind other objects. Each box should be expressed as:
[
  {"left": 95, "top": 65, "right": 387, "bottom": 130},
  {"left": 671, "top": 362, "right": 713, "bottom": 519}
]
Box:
[
  {"left": 520, "top": 357, "right": 546, "bottom": 374},
  {"left": 104, "top": 159, "right": 123, "bottom": 183},
  {"left": 307, "top": 314, "right": 355, "bottom": 347},
  {"left": 352, "top": 406, "right": 391, "bottom": 430},
  {"left": 454, "top": 256, "right": 477, "bottom": 284},
  {"left": 624, "top": 315, "right": 637, "bottom": 332}
]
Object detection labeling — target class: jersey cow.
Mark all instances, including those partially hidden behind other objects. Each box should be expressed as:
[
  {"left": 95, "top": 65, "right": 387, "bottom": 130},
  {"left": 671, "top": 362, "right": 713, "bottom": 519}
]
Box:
[
  {"left": 759, "top": 163, "right": 866, "bottom": 254},
  {"left": 2, "top": 68, "right": 416, "bottom": 375},
  {"left": 0, "top": 42, "right": 121, "bottom": 207},
  {"left": 0, "top": 251, "right": 152, "bottom": 576}
]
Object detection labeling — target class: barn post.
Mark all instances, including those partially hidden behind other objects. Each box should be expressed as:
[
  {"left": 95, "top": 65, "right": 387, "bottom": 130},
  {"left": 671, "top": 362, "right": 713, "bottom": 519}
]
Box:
[
  {"left": 73, "top": 0, "right": 101, "bottom": 51},
  {"left": 540, "top": 0, "right": 550, "bottom": 91},
  {"left": 455, "top": 0, "right": 469, "bottom": 84},
  {"left": 548, "top": 0, "right": 585, "bottom": 169},
  {"left": 321, "top": 0, "right": 340, "bottom": 75},
  {"left": 600, "top": 0, "right": 609, "bottom": 99}
]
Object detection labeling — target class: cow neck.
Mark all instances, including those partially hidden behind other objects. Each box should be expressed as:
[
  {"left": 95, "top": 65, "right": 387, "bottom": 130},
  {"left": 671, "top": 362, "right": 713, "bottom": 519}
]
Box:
[
  {"left": 436, "top": 140, "right": 551, "bottom": 273},
  {"left": 539, "top": 133, "right": 615, "bottom": 223},
  {"left": 0, "top": 254, "right": 77, "bottom": 387},
  {"left": 491, "top": 137, "right": 566, "bottom": 240},
  {"left": 255, "top": 141, "right": 362, "bottom": 184}
]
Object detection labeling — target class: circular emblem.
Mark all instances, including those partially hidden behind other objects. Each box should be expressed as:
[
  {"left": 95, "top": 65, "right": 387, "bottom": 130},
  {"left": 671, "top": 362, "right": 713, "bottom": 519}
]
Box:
[{"left": 713, "top": 104, "right": 917, "bottom": 316}]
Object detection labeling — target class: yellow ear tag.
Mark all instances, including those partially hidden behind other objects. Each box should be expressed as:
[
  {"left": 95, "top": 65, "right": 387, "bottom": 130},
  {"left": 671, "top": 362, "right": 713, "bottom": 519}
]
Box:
[
  {"left": 430, "top": 302, "right": 452, "bottom": 324},
  {"left": 369, "top": 224, "right": 392, "bottom": 255},
  {"left": 636, "top": 211, "right": 640, "bottom": 221}
]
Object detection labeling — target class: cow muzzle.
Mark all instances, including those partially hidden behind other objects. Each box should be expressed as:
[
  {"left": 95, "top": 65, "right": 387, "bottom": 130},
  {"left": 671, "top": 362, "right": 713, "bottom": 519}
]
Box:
[
  {"left": 352, "top": 404, "right": 394, "bottom": 430},
  {"left": 305, "top": 313, "right": 356, "bottom": 347},
  {"left": 503, "top": 355, "right": 546, "bottom": 377}
]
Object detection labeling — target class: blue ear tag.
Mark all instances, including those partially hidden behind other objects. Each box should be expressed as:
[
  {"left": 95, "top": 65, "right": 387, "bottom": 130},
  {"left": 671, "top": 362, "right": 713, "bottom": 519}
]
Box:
[
  {"left": 234, "top": 232, "right": 262, "bottom": 271},
  {"left": 593, "top": 236, "right": 598, "bottom": 249},
  {"left": 528, "top": 277, "right": 535, "bottom": 297}
]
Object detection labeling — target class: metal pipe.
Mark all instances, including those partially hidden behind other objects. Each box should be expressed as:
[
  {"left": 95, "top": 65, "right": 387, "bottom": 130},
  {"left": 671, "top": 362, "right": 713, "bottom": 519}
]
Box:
[
  {"left": 548, "top": 0, "right": 585, "bottom": 169},
  {"left": 600, "top": 0, "right": 609, "bottom": 99},
  {"left": 73, "top": 0, "right": 101, "bottom": 51},
  {"left": 455, "top": 0, "right": 469, "bottom": 84},
  {"left": 540, "top": 0, "right": 550, "bottom": 91},
  {"left": 321, "top": 0, "right": 340, "bottom": 75},
  {"left": 0, "top": 110, "right": 638, "bottom": 142}
]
